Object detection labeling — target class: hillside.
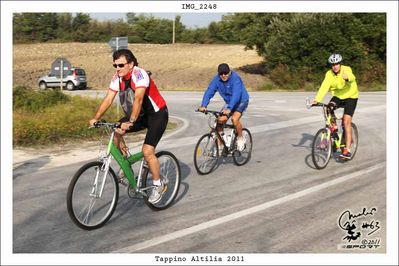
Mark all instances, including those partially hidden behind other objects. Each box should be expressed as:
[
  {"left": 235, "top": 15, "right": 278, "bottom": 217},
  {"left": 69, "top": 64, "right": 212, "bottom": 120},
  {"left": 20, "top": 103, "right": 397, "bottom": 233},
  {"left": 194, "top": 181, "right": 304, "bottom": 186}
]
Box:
[{"left": 13, "top": 43, "right": 269, "bottom": 91}]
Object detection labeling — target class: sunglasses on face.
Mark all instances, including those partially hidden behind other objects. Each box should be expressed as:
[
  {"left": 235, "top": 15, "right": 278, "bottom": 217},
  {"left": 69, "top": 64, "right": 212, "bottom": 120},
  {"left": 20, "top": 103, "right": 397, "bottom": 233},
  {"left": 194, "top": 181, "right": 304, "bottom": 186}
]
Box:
[
  {"left": 219, "top": 72, "right": 230, "bottom": 76},
  {"left": 113, "top": 63, "right": 128, "bottom": 68}
]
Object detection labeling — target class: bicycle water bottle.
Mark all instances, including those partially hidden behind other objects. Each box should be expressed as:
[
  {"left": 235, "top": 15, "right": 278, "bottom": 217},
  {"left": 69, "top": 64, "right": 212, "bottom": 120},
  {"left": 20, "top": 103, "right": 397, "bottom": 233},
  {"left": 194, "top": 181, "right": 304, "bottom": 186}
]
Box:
[
  {"left": 225, "top": 129, "right": 234, "bottom": 148},
  {"left": 225, "top": 134, "right": 232, "bottom": 148},
  {"left": 305, "top": 96, "right": 311, "bottom": 109}
]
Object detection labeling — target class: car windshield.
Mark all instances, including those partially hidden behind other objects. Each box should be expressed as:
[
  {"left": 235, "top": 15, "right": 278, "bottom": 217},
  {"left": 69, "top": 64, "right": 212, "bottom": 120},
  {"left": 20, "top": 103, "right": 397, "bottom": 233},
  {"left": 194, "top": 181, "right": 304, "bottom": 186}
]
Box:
[{"left": 75, "top": 69, "right": 85, "bottom": 75}]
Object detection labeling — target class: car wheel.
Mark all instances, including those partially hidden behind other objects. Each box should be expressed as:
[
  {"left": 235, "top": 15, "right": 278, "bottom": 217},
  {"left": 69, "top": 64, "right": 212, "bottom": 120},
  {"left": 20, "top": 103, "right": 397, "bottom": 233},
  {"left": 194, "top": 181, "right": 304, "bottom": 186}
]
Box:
[
  {"left": 39, "top": 82, "right": 47, "bottom": 90},
  {"left": 66, "top": 82, "right": 75, "bottom": 91}
]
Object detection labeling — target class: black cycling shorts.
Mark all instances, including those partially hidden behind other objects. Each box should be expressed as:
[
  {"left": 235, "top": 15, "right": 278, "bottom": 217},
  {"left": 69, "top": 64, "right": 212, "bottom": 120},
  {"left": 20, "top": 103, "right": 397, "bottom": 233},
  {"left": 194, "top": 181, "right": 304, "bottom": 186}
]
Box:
[
  {"left": 119, "top": 107, "right": 168, "bottom": 148},
  {"left": 329, "top": 96, "right": 358, "bottom": 117}
]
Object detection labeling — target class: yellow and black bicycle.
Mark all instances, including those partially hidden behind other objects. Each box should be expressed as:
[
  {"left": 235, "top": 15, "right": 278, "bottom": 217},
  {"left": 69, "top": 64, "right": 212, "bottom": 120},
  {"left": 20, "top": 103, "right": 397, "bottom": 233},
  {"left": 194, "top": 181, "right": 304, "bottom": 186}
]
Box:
[{"left": 307, "top": 101, "right": 358, "bottom": 169}]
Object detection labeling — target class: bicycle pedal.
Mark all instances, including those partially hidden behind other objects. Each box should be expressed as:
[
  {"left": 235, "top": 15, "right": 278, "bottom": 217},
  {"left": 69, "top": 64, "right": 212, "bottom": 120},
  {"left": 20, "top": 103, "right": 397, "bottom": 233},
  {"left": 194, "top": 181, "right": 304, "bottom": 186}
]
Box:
[{"left": 119, "top": 178, "right": 129, "bottom": 187}]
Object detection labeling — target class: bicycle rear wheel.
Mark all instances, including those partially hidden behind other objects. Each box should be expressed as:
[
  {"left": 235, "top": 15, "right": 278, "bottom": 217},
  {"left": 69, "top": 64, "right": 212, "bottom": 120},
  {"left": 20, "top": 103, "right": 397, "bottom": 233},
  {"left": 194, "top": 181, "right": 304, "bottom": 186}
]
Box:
[
  {"left": 66, "top": 161, "right": 119, "bottom": 230},
  {"left": 232, "top": 128, "right": 253, "bottom": 166},
  {"left": 143, "top": 151, "right": 181, "bottom": 210},
  {"left": 194, "top": 133, "right": 219, "bottom": 175},
  {"left": 312, "top": 128, "right": 332, "bottom": 169}
]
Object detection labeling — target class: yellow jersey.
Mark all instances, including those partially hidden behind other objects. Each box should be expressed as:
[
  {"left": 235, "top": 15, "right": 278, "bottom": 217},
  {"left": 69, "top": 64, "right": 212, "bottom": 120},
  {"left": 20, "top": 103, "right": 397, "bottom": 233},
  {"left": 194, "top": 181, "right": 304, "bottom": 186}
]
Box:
[{"left": 315, "top": 65, "right": 359, "bottom": 102}]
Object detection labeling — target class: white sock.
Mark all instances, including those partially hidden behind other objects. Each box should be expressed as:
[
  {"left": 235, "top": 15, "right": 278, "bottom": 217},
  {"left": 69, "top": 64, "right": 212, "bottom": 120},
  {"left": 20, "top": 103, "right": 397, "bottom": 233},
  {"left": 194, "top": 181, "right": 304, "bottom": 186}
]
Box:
[{"left": 153, "top": 179, "right": 162, "bottom": 186}]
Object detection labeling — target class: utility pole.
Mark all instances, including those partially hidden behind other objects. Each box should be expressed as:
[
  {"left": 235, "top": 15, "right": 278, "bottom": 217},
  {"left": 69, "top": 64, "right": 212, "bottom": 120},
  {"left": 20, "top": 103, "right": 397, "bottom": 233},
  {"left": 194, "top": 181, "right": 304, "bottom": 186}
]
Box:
[{"left": 172, "top": 16, "right": 175, "bottom": 44}]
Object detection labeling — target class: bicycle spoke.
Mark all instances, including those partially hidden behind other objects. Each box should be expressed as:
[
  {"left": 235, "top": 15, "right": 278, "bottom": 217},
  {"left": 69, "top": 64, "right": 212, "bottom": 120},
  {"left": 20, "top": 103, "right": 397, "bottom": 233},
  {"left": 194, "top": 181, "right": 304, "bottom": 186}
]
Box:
[{"left": 79, "top": 196, "right": 97, "bottom": 225}]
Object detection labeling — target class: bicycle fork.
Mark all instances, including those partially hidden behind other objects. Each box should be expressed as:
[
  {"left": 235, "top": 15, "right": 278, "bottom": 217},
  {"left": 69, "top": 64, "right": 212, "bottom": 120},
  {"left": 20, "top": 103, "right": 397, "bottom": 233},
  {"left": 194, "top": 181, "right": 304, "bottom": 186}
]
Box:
[
  {"left": 319, "top": 128, "right": 331, "bottom": 149},
  {"left": 90, "top": 155, "right": 112, "bottom": 198},
  {"left": 92, "top": 130, "right": 115, "bottom": 198}
]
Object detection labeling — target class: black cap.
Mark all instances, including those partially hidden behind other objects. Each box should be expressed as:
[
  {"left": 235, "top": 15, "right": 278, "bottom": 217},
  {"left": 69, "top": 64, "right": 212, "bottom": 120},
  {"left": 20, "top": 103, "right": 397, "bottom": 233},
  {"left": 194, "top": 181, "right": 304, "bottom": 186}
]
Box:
[{"left": 218, "top": 63, "right": 230, "bottom": 75}]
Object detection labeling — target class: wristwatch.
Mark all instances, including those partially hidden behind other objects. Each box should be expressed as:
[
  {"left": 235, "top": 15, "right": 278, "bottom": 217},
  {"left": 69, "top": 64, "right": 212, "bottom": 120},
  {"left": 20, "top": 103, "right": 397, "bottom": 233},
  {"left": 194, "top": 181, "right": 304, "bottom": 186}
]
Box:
[{"left": 129, "top": 118, "right": 135, "bottom": 124}]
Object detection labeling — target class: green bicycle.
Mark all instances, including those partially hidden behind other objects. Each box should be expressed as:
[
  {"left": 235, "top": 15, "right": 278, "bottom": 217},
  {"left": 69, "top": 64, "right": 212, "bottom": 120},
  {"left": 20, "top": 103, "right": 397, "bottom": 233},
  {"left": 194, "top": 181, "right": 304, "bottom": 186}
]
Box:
[{"left": 66, "top": 121, "right": 181, "bottom": 230}]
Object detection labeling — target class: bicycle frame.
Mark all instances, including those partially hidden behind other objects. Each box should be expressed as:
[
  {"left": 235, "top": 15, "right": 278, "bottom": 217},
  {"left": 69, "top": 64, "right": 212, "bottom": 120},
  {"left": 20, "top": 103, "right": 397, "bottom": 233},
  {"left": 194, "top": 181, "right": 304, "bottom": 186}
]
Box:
[
  {"left": 320, "top": 105, "right": 345, "bottom": 151},
  {"left": 201, "top": 109, "right": 237, "bottom": 152},
  {"left": 98, "top": 127, "right": 145, "bottom": 197},
  {"left": 211, "top": 123, "right": 236, "bottom": 152}
]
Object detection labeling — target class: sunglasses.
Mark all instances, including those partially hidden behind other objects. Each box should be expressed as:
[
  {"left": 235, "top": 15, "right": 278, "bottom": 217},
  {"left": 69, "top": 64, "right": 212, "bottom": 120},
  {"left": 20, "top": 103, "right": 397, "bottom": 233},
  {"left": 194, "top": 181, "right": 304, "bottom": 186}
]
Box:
[
  {"left": 113, "top": 63, "right": 128, "bottom": 68},
  {"left": 219, "top": 72, "right": 230, "bottom": 76}
]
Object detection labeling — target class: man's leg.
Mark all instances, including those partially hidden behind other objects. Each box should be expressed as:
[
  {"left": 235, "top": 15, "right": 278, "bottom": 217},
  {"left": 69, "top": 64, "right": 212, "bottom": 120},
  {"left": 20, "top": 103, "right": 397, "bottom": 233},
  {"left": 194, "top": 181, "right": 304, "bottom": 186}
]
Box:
[
  {"left": 144, "top": 108, "right": 168, "bottom": 203},
  {"left": 114, "top": 128, "right": 128, "bottom": 156},
  {"left": 340, "top": 98, "right": 357, "bottom": 159},
  {"left": 232, "top": 111, "right": 247, "bottom": 151},
  {"left": 142, "top": 144, "right": 160, "bottom": 181},
  {"left": 231, "top": 111, "right": 243, "bottom": 137},
  {"left": 143, "top": 144, "right": 165, "bottom": 204},
  {"left": 343, "top": 114, "right": 353, "bottom": 151}
]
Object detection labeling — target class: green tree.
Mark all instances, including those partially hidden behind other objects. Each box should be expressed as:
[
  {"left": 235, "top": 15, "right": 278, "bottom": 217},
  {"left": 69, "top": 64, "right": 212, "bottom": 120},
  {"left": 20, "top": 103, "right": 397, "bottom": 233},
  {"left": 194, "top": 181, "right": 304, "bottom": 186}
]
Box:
[
  {"left": 13, "top": 13, "right": 58, "bottom": 42},
  {"left": 126, "top": 12, "right": 139, "bottom": 24},
  {"left": 231, "top": 13, "right": 386, "bottom": 89},
  {"left": 72, "top": 13, "right": 91, "bottom": 42},
  {"left": 56, "top": 13, "right": 73, "bottom": 41},
  {"left": 174, "top": 15, "right": 186, "bottom": 42}
]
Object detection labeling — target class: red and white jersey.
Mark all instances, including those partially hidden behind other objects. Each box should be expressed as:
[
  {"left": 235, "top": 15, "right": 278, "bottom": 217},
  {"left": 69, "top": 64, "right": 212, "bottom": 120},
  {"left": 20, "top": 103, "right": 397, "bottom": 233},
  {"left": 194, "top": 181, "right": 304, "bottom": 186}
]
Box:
[{"left": 109, "top": 66, "right": 166, "bottom": 115}]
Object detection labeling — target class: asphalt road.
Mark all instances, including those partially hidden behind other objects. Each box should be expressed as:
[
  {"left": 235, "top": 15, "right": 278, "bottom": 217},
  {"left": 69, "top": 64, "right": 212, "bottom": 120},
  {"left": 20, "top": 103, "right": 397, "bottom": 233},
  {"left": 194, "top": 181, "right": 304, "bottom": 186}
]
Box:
[{"left": 11, "top": 92, "right": 388, "bottom": 258}]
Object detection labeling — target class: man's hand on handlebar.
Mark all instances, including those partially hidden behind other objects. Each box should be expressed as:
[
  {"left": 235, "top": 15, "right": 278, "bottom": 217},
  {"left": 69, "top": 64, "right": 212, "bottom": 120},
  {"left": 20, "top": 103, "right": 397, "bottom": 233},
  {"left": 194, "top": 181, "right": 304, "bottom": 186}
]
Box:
[
  {"left": 121, "top": 121, "right": 133, "bottom": 131},
  {"left": 198, "top": 106, "right": 207, "bottom": 113},
  {"left": 222, "top": 109, "right": 231, "bottom": 116},
  {"left": 89, "top": 118, "right": 98, "bottom": 127}
]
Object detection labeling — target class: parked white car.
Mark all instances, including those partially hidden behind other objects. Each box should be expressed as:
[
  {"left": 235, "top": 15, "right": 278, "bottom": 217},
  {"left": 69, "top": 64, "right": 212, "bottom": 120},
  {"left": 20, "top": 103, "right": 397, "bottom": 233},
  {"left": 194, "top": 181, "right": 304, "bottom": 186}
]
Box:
[{"left": 38, "top": 67, "right": 87, "bottom": 90}]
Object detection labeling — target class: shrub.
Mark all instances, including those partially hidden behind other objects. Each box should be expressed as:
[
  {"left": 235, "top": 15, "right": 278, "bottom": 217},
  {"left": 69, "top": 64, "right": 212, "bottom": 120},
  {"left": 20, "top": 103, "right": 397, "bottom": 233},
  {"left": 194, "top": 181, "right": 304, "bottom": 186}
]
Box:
[
  {"left": 13, "top": 88, "right": 176, "bottom": 146},
  {"left": 13, "top": 89, "right": 119, "bottom": 146},
  {"left": 13, "top": 86, "right": 70, "bottom": 112}
]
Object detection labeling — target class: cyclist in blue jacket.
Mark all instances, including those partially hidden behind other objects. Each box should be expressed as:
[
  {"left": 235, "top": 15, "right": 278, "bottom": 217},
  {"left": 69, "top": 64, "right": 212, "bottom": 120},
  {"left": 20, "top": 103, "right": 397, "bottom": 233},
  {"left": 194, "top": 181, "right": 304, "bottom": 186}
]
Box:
[{"left": 199, "top": 63, "right": 249, "bottom": 152}]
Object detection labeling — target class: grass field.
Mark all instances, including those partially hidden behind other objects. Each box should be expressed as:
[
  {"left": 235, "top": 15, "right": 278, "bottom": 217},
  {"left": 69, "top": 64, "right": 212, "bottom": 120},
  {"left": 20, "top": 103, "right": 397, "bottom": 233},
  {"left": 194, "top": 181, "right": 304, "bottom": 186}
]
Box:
[{"left": 13, "top": 43, "right": 269, "bottom": 91}]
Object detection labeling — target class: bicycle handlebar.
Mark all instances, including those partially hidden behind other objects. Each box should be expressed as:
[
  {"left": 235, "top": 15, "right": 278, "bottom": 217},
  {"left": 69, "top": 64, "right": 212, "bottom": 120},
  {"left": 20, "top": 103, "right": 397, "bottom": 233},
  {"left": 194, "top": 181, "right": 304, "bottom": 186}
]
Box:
[
  {"left": 91, "top": 120, "right": 120, "bottom": 129},
  {"left": 309, "top": 102, "right": 338, "bottom": 112},
  {"left": 195, "top": 109, "right": 227, "bottom": 117}
]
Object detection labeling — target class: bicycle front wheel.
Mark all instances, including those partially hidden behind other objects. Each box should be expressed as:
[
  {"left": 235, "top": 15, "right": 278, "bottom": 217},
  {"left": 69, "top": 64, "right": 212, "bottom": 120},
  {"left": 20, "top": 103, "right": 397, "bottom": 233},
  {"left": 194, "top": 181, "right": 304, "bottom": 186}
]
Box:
[
  {"left": 312, "top": 128, "right": 332, "bottom": 169},
  {"left": 143, "top": 151, "right": 181, "bottom": 210},
  {"left": 66, "top": 161, "right": 119, "bottom": 230},
  {"left": 194, "top": 133, "right": 219, "bottom": 175},
  {"left": 232, "top": 128, "right": 253, "bottom": 166}
]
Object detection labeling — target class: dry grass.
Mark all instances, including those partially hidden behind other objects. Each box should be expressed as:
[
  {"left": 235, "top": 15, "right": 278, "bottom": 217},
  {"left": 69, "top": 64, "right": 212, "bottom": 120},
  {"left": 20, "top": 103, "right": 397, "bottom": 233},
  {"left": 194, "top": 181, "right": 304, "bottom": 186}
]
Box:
[{"left": 13, "top": 43, "right": 269, "bottom": 91}]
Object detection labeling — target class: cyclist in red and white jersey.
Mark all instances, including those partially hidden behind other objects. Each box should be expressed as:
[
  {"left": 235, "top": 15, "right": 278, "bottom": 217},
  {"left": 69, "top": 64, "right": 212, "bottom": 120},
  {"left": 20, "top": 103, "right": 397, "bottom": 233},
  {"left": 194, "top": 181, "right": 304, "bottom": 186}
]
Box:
[{"left": 89, "top": 49, "right": 168, "bottom": 203}]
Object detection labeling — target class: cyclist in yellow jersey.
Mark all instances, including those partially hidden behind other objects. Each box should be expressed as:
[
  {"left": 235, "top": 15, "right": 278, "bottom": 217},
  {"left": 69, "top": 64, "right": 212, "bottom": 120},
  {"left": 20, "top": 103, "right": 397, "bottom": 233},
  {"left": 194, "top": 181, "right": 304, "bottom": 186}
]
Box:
[{"left": 312, "top": 54, "right": 359, "bottom": 160}]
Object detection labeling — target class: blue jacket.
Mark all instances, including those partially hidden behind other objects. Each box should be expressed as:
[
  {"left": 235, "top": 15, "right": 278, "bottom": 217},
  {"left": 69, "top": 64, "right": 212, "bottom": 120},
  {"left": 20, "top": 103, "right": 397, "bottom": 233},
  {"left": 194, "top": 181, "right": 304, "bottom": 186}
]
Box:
[{"left": 201, "top": 71, "right": 249, "bottom": 110}]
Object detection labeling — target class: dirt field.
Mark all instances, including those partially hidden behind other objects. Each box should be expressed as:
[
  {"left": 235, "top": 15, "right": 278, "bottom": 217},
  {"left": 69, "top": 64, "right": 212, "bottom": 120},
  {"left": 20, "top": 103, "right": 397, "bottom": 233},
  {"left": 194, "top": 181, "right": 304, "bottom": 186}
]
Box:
[{"left": 13, "top": 43, "right": 269, "bottom": 91}]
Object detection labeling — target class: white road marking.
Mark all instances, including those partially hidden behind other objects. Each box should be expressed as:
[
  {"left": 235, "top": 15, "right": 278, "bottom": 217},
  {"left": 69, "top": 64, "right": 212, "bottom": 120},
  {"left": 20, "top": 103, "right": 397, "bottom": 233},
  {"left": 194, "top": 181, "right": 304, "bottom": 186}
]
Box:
[{"left": 113, "top": 162, "right": 385, "bottom": 253}]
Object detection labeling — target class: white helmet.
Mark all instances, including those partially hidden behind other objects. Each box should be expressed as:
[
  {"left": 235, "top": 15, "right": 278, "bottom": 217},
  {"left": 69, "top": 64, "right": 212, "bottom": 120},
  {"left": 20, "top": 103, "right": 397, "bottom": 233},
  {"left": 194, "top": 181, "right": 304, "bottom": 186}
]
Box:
[{"left": 328, "top": 54, "right": 343, "bottom": 64}]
